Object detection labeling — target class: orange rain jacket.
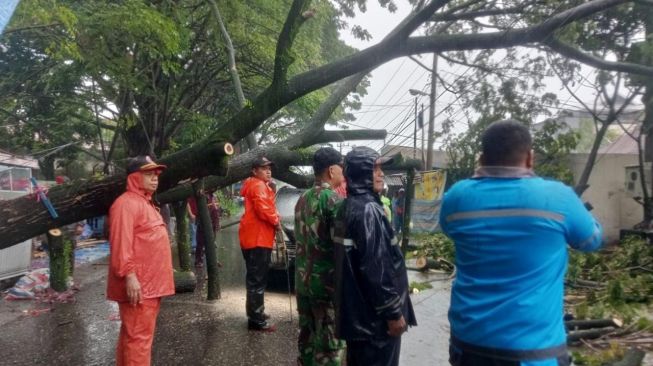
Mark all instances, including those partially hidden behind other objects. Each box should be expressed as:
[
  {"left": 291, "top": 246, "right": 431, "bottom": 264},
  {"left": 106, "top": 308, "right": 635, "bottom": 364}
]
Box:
[
  {"left": 238, "top": 177, "right": 280, "bottom": 250},
  {"left": 106, "top": 172, "right": 175, "bottom": 302}
]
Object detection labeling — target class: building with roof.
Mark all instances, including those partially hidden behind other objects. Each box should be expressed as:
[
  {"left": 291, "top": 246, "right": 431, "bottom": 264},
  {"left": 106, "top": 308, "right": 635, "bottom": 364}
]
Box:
[{"left": 0, "top": 149, "right": 38, "bottom": 199}]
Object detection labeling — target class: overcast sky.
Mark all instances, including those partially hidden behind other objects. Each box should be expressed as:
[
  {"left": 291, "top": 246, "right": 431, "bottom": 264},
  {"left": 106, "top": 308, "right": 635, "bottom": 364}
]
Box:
[{"left": 331, "top": 0, "right": 631, "bottom": 155}]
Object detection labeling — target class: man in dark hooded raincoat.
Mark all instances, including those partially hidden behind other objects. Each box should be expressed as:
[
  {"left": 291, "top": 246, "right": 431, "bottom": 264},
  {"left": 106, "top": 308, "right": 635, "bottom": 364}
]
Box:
[{"left": 333, "top": 146, "right": 417, "bottom": 366}]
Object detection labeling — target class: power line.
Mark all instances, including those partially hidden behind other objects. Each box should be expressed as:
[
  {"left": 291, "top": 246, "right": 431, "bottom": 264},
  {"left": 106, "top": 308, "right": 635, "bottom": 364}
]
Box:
[{"left": 357, "top": 63, "right": 425, "bottom": 128}]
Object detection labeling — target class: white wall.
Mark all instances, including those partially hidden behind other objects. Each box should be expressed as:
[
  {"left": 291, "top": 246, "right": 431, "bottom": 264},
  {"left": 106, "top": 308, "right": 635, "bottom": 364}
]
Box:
[{"left": 569, "top": 153, "right": 642, "bottom": 243}]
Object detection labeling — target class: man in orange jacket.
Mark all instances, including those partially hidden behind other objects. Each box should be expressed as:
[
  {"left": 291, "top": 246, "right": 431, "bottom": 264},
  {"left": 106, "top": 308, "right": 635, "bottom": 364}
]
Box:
[
  {"left": 239, "top": 156, "right": 280, "bottom": 331},
  {"left": 107, "top": 156, "right": 175, "bottom": 366}
]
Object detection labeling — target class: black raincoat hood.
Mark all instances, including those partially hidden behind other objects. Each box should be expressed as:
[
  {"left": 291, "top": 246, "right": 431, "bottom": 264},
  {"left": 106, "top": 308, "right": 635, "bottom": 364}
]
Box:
[{"left": 345, "top": 147, "right": 392, "bottom": 196}]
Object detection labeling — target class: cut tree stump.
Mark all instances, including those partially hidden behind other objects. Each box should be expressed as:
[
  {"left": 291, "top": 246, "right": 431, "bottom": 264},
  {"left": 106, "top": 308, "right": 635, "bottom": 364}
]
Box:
[
  {"left": 415, "top": 257, "right": 439, "bottom": 271},
  {"left": 46, "top": 228, "right": 73, "bottom": 292},
  {"left": 415, "top": 257, "right": 454, "bottom": 272},
  {"left": 174, "top": 271, "right": 197, "bottom": 293}
]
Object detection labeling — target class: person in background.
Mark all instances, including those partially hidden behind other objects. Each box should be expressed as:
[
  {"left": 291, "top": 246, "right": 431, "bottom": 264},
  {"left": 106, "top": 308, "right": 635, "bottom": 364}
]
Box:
[
  {"left": 239, "top": 156, "right": 280, "bottom": 331},
  {"left": 295, "top": 147, "right": 347, "bottom": 365},
  {"left": 392, "top": 188, "right": 405, "bottom": 234},
  {"left": 107, "top": 155, "right": 174, "bottom": 366},
  {"left": 187, "top": 199, "right": 198, "bottom": 253},
  {"left": 380, "top": 185, "right": 392, "bottom": 221},
  {"left": 440, "top": 120, "right": 603, "bottom": 366},
  {"left": 334, "top": 147, "right": 416, "bottom": 366},
  {"left": 187, "top": 190, "right": 220, "bottom": 267}
]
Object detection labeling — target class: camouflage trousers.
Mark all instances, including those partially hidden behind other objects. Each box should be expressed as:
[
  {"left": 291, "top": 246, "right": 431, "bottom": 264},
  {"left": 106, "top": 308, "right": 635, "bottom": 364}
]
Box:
[{"left": 297, "top": 295, "right": 346, "bottom": 366}]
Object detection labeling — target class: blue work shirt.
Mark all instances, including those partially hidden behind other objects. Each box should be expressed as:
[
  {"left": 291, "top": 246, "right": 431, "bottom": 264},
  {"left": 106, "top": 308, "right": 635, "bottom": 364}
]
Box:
[{"left": 440, "top": 166, "right": 602, "bottom": 359}]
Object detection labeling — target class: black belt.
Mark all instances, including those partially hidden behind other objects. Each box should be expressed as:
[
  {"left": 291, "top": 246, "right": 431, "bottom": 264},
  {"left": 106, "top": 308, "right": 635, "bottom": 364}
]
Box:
[{"left": 450, "top": 335, "right": 568, "bottom": 362}]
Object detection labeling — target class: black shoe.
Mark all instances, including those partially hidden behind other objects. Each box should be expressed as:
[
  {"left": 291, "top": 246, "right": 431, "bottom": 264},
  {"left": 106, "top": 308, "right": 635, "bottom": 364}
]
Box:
[{"left": 248, "top": 321, "right": 276, "bottom": 332}]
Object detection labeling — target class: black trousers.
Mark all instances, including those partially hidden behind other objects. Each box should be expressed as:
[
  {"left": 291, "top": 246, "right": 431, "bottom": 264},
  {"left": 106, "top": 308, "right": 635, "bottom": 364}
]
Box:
[
  {"left": 346, "top": 338, "right": 401, "bottom": 366},
  {"left": 242, "top": 247, "right": 271, "bottom": 325}
]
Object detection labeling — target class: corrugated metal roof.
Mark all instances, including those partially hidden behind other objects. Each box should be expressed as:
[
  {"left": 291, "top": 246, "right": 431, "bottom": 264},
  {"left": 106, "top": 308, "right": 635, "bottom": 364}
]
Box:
[
  {"left": 598, "top": 125, "right": 640, "bottom": 155},
  {"left": 0, "top": 150, "right": 38, "bottom": 169},
  {"left": 384, "top": 174, "right": 404, "bottom": 187}
]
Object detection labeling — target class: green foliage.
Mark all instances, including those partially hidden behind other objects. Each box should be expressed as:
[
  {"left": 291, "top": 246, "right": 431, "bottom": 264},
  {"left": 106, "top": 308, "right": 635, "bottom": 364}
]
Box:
[
  {"left": 571, "top": 343, "right": 625, "bottom": 366},
  {"left": 532, "top": 119, "right": 579, "bottom": 184},
  {"left": 574, "top": 118, "right": 620, "bottom": 153},
  {"left": 1, "top": 0, "right": 367, "bottom": 164},
  {"left": 411, "top": 232, "right": 455, "bottom": 265},
  {"left": 49, "top": 236, "right": 73, "bottom": 292},
  {"left": 215, "top": 190, "right": 238, "bottom": 217},
  {"left": 567, "top": 236, "right": 653, "bottom": 321},
  {"left": 442, "top": 117, "right": 578, "bottom": 186},
  {"left": 409, "top": 281, "right": 433, "bottom": 293}
]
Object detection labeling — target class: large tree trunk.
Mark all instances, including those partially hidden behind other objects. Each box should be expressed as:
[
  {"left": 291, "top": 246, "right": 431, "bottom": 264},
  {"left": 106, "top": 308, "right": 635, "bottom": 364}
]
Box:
[
  {"left": 171, "top": 201, "right": 197, "bottom": 293},
  {"left": 194, "top": 180, "right": 220, "bottom": 300},
  {"left": 575, "top": 120, "right": 611, "bottom": 195},
  {"left": 172, "top": 201, "right": 192, "bottom": 272},
  {"left": 0, "top": 142, "right": 233, "bottom": 249},
  {"left": 38, "top": 155, "right": 56, "bottom": 181}
]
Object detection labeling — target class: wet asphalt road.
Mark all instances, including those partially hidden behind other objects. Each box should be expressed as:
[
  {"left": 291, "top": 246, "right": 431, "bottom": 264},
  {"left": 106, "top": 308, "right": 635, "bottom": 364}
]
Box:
[{"left": 0, "top": 224, "right": 451, "bottom": 365}]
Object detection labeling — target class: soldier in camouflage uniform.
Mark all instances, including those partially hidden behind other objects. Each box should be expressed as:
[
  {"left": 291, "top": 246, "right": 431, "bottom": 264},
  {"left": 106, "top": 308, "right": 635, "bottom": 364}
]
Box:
[{"left": 295, "top": 147, "right": 347, "bottom": 366}]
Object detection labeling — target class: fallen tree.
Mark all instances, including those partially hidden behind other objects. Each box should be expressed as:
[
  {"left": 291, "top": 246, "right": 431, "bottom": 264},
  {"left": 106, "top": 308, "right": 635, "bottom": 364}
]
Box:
[{"left": 2, "top": 0, "right": 653, "bottom": 248}]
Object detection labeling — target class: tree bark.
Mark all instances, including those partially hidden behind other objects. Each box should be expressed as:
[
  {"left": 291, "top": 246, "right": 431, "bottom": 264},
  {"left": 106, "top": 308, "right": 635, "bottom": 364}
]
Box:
[
  {"left": 158, "top": 145, "right": 314, "bottom": 204},
  {"left": 309, "top": 129, "right": 387, "bottom": 145},
  {"left": 38, "top": 155, "right": 56, "bottom": 181},
  {"left": 575, "top": 120, "right": 611, "bottom": 195},
  {"left": 567, "top": 327, "right": 616, "bottom": 343},
  {"left": 174, "top": 270, "right": 197, "bottom": 293},
  {"left": 565, "top": 318, "right": 623, "bottom": 331},
  {"left": 172, "top": 201, "right": 192, "bottom": 272},
  {"left": 415, "top": 257, "right": 439, "bottom": 271},
  {"left": 47, "top": 228, "right": 73, "bottom": 292},
  {"left": 642, "top": 5, "right": 653, "bottom": 226},
  {"left": 0, "top": 142, "right": 233, "bottom": 249},
  {"left": 209, "top": 0, "right": 258, "bottom": 150},
  {"left": 0, "top": 0, "right": 647, "bottom": 249},
  {"left": 194, "top": 180, "right": 220, "bottom": 300}
]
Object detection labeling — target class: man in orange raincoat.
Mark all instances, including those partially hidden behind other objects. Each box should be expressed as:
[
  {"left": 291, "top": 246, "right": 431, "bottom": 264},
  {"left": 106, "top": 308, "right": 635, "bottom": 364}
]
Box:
[
  {"left": 239, "top": 156, "right": 280, "bottom": 331},
  {"left": 107, "top": 156, "right": 175, "bottom": 366}
]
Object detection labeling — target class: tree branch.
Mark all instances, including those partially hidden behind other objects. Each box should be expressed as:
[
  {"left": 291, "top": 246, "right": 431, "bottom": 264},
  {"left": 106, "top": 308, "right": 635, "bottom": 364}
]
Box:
[
  {"left": 2, "top": 23, "right": 61, "bottom": 34},
  {"left": 384, "top": 0, "right": 454, "bottom": 43},
  {"left": 284, "top": 74, "right": 369, "bottom": 149},
  {"left": 225, "top": 0, "right": 453, "bottom": 147},
  {"left": 209, "top": 0, "right": 258, "bottom": 149},
  {"left": 431, "top": 5, "right": 529, "bottom": 22},
  {"left": 158, "top": 145, "right": 313, "bottom": 204},
  {"left": 308, "top": 129, "right": 387, "bottom": 145},
  {"left": 272, "top": 0, "right": 313, "bottom": 85},
  {"left": 284, "top": 0, "right": 640, "bottom": 109},
  {"left": 544, "top": 37, "right": 653, "bottom": 77}
]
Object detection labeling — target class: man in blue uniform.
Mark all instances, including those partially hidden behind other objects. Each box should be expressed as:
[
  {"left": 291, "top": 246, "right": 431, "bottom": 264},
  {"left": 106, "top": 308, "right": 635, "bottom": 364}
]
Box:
[{"left": 440, "top": 120, "right": 603, "bottom": 366}]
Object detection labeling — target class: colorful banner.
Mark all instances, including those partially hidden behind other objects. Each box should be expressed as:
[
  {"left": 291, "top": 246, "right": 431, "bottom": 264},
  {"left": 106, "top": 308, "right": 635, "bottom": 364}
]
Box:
[
  {"left": 411, "top": 170, "right": 447, "bottom": 233},
  {"left": 0, "top": 0, "right": 21, "bottom": 34}
]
